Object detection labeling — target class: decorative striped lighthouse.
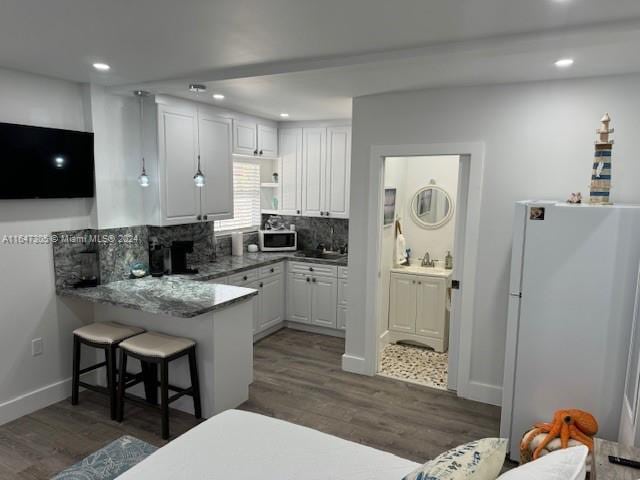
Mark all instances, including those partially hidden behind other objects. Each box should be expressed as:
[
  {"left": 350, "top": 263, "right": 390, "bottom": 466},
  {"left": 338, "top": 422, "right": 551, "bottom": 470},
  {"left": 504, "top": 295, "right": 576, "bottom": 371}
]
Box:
[{"left": 589, "top": 113, "right": 614, "bottom": 204}]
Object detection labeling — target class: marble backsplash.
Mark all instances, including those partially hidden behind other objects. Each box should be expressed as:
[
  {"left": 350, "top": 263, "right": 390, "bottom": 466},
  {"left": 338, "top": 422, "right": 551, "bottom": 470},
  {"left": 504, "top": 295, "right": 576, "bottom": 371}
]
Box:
[
  {"left": 261, "top": 214, "right": 349, "bottom": 251},
  {"left": 53, "top": 222, "right": 216, "bottom": 289}
]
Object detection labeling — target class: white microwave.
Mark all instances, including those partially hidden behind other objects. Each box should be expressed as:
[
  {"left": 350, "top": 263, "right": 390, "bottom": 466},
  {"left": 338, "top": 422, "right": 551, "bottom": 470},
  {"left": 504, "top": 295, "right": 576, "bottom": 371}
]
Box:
[{"left": 259, "top": 230, "right": 297, "bottom": 251}]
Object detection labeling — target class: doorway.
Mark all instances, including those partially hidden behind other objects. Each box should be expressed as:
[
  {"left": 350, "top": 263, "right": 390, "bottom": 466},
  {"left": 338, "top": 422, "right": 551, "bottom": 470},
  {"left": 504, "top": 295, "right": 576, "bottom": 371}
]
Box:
[
  {"left": 353, "top": 142, "right": 484, "bottom": 402},
  {"left": 377, "top": 155, "right": 461, "bottom": 391}
]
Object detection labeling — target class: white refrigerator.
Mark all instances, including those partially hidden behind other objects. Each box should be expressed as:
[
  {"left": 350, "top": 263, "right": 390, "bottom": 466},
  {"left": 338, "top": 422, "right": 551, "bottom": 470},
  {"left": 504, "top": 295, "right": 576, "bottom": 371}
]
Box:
[{"left": 500, "top": 201, "right": 640, "bottom": 461}]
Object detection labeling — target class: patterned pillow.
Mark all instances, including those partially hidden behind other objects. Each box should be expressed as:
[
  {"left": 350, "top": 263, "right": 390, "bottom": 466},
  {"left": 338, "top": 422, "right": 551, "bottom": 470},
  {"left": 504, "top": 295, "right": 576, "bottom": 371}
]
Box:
[{"left": 403, "top": 438, "right": 508, "bottom": 480}]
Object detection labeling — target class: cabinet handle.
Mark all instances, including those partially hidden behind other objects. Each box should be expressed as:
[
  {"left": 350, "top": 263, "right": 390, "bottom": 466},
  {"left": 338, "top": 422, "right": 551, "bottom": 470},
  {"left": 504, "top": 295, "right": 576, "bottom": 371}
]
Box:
[
  {"left": 296, "top": 210, "right": 301, "bottom": 214},
  {"left": 243, "top": 275, "right": 248, "bottom": 281},
  {"left": 197, "top": 214, "right": 202, "bottom": 221},
  {"left": 203, "top": 214, "right": 208, "bottom": 221},
  {"left": 270, "top": 268, "right": 275, "bottom": 273},
  {"left": 412, "top": 280, "right": 416, "bottom": 284},
  {"left": 306, "top": 277, "right": 310, "bottom": 283},
  {"left": 259, "top": 282, "right": 263, "bottom": 288},
  {"left": 320, "top": 212, "right": 324, "bottom": 216},
  {"left": 312, "top": 278, "right": 316, "bottom": 283},
  {"left": 325, "top": 211, "right": 330, "bottom": 216},
  {"left": 418, "top": 281, "right": 422, "bottom": 285},
  {"left": 253, "top": 149, "right": 258, "bottom": 155},
  {"left": 309, "top": 267, "right": 314, "bottom": 272},
  {"left": 259, "top": 150, "right": 263, "bottom": 155}
]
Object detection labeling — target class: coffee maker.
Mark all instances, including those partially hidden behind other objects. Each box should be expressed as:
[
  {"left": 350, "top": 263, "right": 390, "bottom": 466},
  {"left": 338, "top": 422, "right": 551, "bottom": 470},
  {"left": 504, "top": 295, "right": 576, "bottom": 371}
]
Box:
[
  {"left": 149, "top": 238, "right": 168, "bottom": 277},
  {"left": 170, "top": 241, "right": 199, "bottom": 274}
]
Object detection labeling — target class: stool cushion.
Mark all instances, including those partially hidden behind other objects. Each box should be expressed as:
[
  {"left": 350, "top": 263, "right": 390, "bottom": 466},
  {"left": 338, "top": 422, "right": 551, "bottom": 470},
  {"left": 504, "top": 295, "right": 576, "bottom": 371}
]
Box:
[
  {"left": 119, "top": 332, "right": 195, "bottom": 358},
  {"left": 74, "top": 322, "right": 144, "bottom": 345}
]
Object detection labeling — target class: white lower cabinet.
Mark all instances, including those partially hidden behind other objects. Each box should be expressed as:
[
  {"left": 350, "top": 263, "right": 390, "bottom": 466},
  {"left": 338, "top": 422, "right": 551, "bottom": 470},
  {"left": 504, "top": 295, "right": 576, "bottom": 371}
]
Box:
[
  {"left": 287, "top": 272, "right": 312, "bottom": 324},
  {"left": 337, "top": 268, "right": 348, "bottom": 330},
  {"left": 310, "top": 275, "right": 338, "bottom": 328},
  {"left": 226, "top": 263, "right": 285, "bottom": 337},
  {"left": 388, "top": 271, "right": 449, "bottom": 352}
]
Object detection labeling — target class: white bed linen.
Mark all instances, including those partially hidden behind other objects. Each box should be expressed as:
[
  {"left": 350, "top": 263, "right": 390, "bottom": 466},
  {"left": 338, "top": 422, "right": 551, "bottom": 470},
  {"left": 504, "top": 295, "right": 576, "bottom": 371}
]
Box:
[{"left": 118, "top": 409, "right": 419, "bottom": 479}]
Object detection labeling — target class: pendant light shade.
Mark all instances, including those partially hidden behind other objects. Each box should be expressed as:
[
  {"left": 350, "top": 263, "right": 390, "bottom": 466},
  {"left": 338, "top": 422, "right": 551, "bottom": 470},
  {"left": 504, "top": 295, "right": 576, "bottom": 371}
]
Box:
[
  {"left": 134, "top": 90, "right": 150, "bottom": 188},
  {"left": 194, "top": 155, "right": 205, "bottom": 187}
]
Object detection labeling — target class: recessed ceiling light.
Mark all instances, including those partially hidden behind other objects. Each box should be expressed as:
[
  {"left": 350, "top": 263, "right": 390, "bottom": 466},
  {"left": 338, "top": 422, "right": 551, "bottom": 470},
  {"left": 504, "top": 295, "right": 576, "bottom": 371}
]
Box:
[
  {"left": 92, "top": 62, "right": 111, "bottom": 72},
  {"left": 189, "top": 83, "right": 207, "bottom": 93},
  {"left": 555, "top": 58, "right": 574, "bottom": 68},
  {"left": 213, "top": 94, "right": 225, "bottom": 100},
  {"left": 280, "top": 113, "right": 290, "bottom": 118}
]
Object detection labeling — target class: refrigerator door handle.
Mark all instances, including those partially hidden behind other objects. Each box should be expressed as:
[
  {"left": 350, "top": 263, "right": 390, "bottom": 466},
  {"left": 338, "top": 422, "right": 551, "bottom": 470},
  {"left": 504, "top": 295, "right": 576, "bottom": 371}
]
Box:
[{"left": 509, "top": 292, "right": 522, "bottom": 298}]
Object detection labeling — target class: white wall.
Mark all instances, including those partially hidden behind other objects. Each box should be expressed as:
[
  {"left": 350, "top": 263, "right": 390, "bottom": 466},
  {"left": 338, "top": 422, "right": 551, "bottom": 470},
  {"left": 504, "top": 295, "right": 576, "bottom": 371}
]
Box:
[
  {"left": 394, "top": 155, "right": 459, "bottom": 264},
  {"left": 346, "top": 73, "right": 640, "bottom": 402},
  {"left": 0, "top": 68, "right": 94, "bottom": 424}
]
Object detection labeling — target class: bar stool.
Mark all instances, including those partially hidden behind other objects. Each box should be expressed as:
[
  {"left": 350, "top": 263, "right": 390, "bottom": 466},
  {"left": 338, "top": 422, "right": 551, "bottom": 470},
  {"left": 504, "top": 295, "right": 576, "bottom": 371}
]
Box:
[
  {"left": 117, "top": 331, "right": 202, "bottom": 439},
  {"left": 72, "top": 322, "right": 144, "bottom": 420}
]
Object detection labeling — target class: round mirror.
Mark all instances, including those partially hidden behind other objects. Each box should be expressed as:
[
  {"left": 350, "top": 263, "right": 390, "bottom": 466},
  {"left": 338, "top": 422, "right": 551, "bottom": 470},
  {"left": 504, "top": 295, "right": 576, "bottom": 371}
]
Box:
[{"left": 410, "top": 186, "right": 454, "bottom": 229}]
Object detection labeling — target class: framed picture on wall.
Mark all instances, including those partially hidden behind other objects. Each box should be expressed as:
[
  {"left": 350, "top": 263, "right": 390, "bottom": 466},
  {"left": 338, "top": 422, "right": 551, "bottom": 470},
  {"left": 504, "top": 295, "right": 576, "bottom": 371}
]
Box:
[{"left": 384, "top": 188, "right": 397, "bottom": 226}]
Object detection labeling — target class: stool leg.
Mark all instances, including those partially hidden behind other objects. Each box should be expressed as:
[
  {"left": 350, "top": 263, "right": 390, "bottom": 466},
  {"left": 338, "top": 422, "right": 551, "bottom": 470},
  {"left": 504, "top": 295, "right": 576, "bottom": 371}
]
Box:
[
  {"left": 106, "top": 346, "right": 117, "bottom": 420},
  {"left": 188, "top": 347, "right": 202, "bottom": 419},
  {"left": 71, "top": 336, "right": 81, "bottom": 406},
  {"left": 117, "top": 349, "right": 128, "bottom": 422},
  {"left": 141, "top": 362, "right": 158, "bottom": 405},
  {"left": 160, "top": 359, "right": 169, "bottom": 440}
]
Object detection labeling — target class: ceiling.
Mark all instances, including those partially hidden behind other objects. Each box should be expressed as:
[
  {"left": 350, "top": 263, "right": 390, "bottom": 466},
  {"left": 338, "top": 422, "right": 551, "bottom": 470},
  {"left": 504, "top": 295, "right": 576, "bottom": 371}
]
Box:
[{"left": 2, "top": 0, "right": 640, "bottom": 120}]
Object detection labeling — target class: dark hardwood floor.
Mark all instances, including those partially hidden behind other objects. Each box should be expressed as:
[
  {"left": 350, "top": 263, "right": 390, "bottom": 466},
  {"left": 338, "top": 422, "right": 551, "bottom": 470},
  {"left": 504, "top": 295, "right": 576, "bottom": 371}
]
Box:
[{"left": 0, "top": 328, "right": 500, "bottom": 479}]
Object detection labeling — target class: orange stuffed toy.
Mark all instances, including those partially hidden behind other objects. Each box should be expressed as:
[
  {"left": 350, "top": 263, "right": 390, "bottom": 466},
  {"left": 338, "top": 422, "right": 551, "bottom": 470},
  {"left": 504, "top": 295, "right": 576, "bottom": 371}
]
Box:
[{"left": 520, "top": 409, "right": 598, "bottom": 461}]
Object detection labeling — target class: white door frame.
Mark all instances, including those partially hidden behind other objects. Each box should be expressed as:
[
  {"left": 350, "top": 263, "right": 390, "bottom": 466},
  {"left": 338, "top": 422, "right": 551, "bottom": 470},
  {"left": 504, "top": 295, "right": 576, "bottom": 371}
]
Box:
[{"left": 364, "top": 142, "right": 485, "bottom": 401}]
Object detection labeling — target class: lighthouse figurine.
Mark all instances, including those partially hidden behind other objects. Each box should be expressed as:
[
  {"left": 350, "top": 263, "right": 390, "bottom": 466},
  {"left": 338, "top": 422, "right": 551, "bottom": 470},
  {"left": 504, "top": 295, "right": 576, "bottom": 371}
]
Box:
[{"left": 589, "top": 113, "right": 614, "bottom": 205}]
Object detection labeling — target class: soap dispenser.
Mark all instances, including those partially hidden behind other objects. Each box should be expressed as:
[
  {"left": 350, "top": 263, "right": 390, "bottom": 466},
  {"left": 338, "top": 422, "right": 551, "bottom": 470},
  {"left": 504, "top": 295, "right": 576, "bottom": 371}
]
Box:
[{"left": 445, "top": 251, "right": 453, "bottom": 270}]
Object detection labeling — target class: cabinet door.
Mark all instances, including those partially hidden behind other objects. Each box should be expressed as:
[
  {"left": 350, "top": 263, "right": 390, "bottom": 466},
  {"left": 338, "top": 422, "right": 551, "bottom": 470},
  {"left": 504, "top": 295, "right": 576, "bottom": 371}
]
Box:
[
  {"left": 325, "top": 126, "right": 351, "bottom": 219},
  {"left": 389, "top": 273, "right": 417, "bottom": 333},
  {"left": 301, "top": 127, "right": 326, "bottom": 217},
  {"left": 416, "top": 277, "right": 446, "bottom": 338},
  {"left": 257, "top": 124, "right": 278, "bottom": 158},
  {"left": 259, "top": 273, "right": 284, "bottom": 331},
  {"left": 198, "top": 111, "right": 233, "bottom": 220},
  {"left": 338, "top": 277, "right": 348, "bottom": 306},
  {"left": 233, "top": 119, "right": 257, "bottom": 155},
  {"left": 246, "top": 279, "right": 261, "bottom": 334},
  {"left": 311, "top": 275, "right": 337, "bottom": 328},
  {"left": 278, "top": 128, "right": 303, "bottom": 216},
  {"left": 159, "top": 105, "right": 200, "bottom": 224},
  {"left": 287, "top": 273, "right": 311, "bottom": 324}
]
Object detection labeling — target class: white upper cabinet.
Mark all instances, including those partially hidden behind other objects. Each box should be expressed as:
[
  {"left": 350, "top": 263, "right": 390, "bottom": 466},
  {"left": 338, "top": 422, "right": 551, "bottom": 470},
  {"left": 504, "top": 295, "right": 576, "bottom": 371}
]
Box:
[
  {"left": 198, "top": 108, "right": 233, "bottom": 221},
  {"left": 233, "top": 120, "right": 258, "bottom": 156},
  {"left": 257, "top": 124, "right": 278, "bottom": 158},
  {"left": 299, "top": 125, "right": 351, "bottom": 219},
  {"left": 233, "top": 120, "right": 278, "bottom": 157},
  {"left": 157, "top": 103, "right": 200, "bottom": 225},
  {"left": 278, "top": 128, "right": 303, "bottom": 216},
  {"left": 301, "top": 127, "right": 326, "bottom": 217},
  {"left": 325, "top": 126, "right": 351, "bottom": 219},
  {"left": 143, "top": 96, "right": 234, "bottom": 226}
]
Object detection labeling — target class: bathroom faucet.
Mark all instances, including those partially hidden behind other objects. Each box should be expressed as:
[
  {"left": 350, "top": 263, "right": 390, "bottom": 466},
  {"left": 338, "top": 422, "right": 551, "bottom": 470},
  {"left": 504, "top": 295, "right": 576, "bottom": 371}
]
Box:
[{"left": 421, "top": 251, "right": 435, "bottom": 267}]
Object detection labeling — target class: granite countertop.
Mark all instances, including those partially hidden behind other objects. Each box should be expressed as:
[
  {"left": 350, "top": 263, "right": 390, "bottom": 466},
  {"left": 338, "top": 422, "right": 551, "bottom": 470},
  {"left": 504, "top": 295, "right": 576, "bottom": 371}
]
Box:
[
  {"left": 177, "top": 252, "right": 348, "bottom": 282},
  {"left": 59, "top": 277, "right": 258, "bottom": 318},
  {"left": 58, "top": 252, "right": 348, "bottom": 318}
]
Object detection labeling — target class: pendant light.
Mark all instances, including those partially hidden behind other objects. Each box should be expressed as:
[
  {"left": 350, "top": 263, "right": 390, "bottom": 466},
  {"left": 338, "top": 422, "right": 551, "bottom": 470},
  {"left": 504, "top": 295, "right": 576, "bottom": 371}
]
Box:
[
  {"left": 134, "top": 90, "right": 150, "bottom": 187},
  {"left": 188, "top": 83, "right": 207, "bottom": 187},
  {"left": 194, "top": 155, "right": 205, "bottom": 187}
]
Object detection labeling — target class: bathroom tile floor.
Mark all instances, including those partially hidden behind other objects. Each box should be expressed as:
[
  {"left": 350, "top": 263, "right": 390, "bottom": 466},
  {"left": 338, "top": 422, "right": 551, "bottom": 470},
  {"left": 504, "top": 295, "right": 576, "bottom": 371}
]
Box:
[{"left": 379, "top": 343, "right": 448, "bottom": 390}]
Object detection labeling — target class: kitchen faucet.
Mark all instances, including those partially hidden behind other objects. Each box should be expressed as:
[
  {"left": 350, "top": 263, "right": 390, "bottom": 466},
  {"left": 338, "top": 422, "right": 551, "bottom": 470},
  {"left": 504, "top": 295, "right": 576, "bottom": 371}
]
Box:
[{"left": 330, "top": 226, "right": 335, "bottom": 252}]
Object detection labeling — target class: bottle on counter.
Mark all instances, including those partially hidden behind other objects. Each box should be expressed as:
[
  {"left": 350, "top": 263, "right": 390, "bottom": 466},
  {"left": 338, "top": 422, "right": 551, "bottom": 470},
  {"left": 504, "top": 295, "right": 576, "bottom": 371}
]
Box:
[{"left": 445, "top": 251, "right": 453, "bottom": 270}]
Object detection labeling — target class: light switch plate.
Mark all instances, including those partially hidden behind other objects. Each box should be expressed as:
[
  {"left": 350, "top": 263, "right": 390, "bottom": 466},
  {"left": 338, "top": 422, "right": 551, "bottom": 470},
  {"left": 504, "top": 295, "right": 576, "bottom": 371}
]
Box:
[{"left": 32, "top": 338, "right": 43, "bottom": 356}]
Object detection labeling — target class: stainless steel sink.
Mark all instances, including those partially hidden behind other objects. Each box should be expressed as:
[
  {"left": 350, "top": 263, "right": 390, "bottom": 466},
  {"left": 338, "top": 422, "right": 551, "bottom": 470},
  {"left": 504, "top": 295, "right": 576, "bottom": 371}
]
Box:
[{"left": 294, "top": 250, "right": 346, "bottom": 261}]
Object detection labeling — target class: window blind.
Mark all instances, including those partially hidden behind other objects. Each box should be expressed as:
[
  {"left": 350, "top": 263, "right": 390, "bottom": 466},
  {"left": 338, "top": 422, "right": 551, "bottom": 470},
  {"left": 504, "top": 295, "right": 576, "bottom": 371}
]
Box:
[{"left": 215, "top": 161, "right": 261, "bottom": 232}]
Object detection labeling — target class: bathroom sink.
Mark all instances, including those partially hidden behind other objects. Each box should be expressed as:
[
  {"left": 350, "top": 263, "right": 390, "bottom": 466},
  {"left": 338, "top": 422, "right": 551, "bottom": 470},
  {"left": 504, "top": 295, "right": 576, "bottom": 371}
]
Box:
[
  {"left": 294, "top": 250, "right": 346, "bottom": 261},
  {"left": 391, "top": 265, "right": 452, "bottom": 277}
]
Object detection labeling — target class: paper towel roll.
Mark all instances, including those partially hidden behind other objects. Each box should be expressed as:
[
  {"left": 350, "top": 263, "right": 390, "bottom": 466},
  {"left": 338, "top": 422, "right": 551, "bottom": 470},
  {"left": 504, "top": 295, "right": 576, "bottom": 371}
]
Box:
[{"left": 231, "top": 232, "right": 243, "bottom": 256}]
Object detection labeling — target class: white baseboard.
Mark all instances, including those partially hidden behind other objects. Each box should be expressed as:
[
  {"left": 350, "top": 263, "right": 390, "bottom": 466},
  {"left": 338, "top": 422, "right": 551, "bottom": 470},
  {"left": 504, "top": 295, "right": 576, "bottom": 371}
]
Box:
[
  {"left": 253, "top": 322, "right": 285, "bottom": 343},
  {"left": 460, "top": 380, "right": 502, "bottom": 406},
  {"left": 342, "top": 353, "right": 369, "bottom": 375},
  {"left": 285, "top": 321, "right": 345, "bottom": 338},
  {"left": 0, "top": 378, "right": 72, "bottom": 426}
]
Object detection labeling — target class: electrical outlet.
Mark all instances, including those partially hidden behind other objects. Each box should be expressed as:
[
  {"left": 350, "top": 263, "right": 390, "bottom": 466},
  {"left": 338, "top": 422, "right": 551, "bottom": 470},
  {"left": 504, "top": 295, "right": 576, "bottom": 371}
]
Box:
[{"left": 32, "top": 338, "right": 43, "bottom": 356}]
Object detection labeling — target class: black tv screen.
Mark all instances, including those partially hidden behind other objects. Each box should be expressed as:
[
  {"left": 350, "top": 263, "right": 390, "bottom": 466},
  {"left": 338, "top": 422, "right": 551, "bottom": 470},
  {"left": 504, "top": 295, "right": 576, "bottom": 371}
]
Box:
[{"left": 0, "top": 122, "right": 95, "bottom": 199}]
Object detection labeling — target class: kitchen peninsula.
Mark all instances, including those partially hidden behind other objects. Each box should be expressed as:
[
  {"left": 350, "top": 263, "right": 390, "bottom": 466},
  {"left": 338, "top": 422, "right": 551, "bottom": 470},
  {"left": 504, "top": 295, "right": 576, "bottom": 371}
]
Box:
[{"left": 59, "top": 277, "right": 257, "bottom": 418}]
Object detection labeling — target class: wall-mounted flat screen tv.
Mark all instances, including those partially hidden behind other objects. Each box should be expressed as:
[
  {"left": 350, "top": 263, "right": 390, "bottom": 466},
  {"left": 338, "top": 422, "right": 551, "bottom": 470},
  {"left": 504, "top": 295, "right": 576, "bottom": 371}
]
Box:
[{"left": 0, "top": 122, "right": 94, "bottom": 199}]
